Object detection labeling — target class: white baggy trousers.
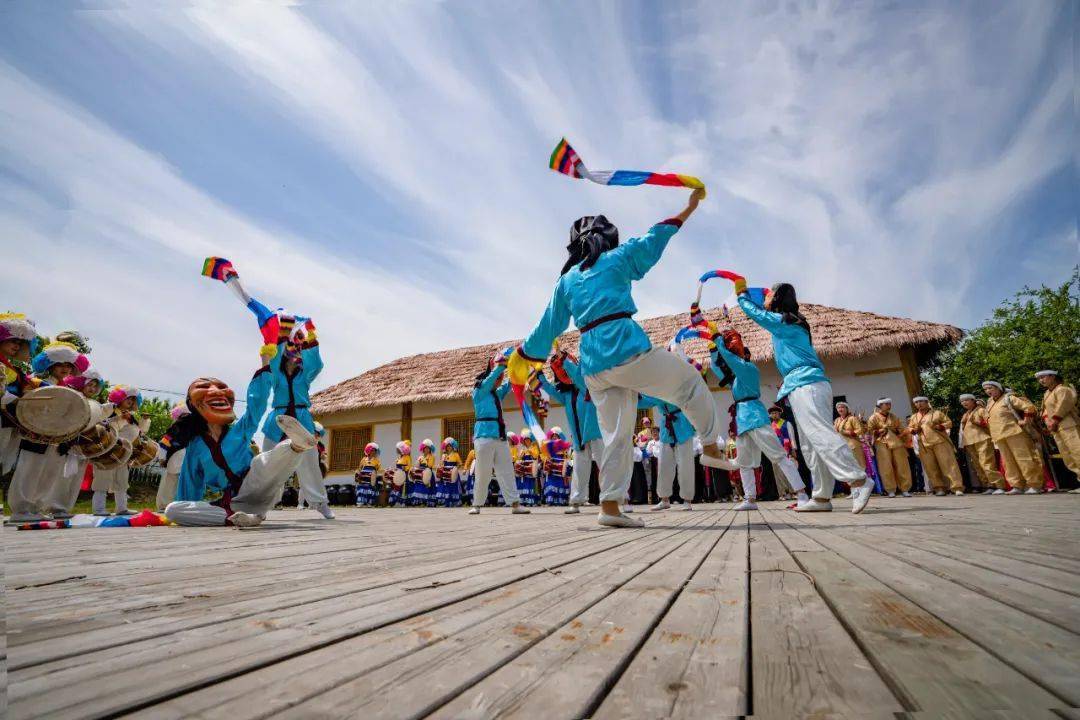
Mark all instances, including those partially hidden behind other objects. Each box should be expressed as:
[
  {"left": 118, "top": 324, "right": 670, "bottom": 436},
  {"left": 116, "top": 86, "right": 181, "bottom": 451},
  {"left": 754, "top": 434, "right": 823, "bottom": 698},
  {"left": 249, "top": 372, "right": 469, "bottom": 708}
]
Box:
[
  {"left": 586, "top": 348, "right": 721, "bottom": 503},
  {"left": 786, "top": 381, "right": 866, "bottom": 500},
  {"left": 736, "top": 425, "right": 806, "bottom": 499},
  {"left": 657, "top": 439, "right": 694, "bottom": 500},
  {"left": 44, "top": 455, "right": 88, "bottom": 515},
  {"left": 262, "top": 438, "right": 328, "bottom": 507},
  {"left": 156, "top": 448, "right": 186, "bottom": 511},
  {"left": 8, "top": 443, "right": 64, "bottom": 516},
  {"left": 570, "top": 438, "right": 603, "bottom": 506},
  {"left": 472, "top": 437, "right": 521, "bottom": 507},
  {"left": 164, "top": 439, "right": 304, "bottom": 526}
]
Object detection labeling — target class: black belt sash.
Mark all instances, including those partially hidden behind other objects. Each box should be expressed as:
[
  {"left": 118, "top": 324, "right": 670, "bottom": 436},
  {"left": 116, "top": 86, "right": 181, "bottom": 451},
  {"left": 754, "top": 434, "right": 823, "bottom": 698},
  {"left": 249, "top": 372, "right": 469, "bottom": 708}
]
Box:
[{"left": 580, "top": 311, "right": 633, "bottom": 334}]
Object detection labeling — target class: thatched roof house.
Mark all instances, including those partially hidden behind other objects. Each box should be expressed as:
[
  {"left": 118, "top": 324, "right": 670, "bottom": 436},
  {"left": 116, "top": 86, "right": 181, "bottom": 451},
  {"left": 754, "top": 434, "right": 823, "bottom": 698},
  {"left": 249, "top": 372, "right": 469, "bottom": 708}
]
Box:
[{"left": 313, "top": 303, "right": 961, "bottom": 414}]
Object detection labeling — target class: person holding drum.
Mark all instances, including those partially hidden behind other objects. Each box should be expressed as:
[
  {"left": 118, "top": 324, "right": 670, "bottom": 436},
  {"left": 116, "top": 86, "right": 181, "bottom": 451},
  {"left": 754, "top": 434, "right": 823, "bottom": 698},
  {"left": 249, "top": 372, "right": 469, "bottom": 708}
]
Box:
[
  {"left": 541, "top": 427, "right": 571, "bottom": 506},
  {"left": 163, "top": 347, "right": 317, "bottom": 527},
  {"left": 410, "top": 439, "right": 438, "bottom": 507},
  {"left": 385, "top": 440, "right": 411, "bottom": 506},
  {"left": 435, "top": 437, "right": 462, "bottom": 507},
  {"left": 515, "top": 428, "right": 541, "bottom": 507},
  {"left": 89, "top": 385, "right": 145, "bottom": 516},
  {"left": 260, "top": 320, "right": 334, "bottom": 520},
  {"left": 354, "top": 442, "right": 381, "bottom": 506},
  {"left": 1, "top": 312, "right": 38, "bottom": 474},
  {"left": 41, "top": 368, "right": 105, "bottom": 518},
  {"left": 6, "top": 341, "right": 90, "bottom": 523}
]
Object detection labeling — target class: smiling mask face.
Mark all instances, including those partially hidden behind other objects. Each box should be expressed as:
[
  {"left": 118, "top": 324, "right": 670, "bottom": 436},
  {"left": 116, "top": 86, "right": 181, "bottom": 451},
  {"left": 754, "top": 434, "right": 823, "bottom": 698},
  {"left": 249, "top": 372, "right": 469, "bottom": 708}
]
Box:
[{"left": 188, "top": 377, "right": 236, "bottom": 425}]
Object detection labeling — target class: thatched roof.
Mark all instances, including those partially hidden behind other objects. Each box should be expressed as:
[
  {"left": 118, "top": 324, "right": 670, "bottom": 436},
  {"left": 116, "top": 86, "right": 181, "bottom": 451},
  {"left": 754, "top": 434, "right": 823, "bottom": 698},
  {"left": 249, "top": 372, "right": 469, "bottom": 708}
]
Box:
[{"left": 312, "top": 303, "right": 962, "bottom": 416}]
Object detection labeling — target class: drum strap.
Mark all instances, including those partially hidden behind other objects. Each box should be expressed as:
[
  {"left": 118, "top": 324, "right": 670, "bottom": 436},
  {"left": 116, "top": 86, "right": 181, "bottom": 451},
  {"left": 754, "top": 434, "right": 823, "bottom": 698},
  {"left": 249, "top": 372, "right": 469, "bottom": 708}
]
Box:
[{"left": 19, "top": 439, "right": 48, "bottom": 454}]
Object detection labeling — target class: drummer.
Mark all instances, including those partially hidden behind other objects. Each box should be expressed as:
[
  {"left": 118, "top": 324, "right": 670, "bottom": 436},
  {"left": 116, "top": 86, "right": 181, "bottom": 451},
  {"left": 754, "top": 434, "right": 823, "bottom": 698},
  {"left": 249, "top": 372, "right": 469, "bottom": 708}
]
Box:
[
  {"left": 43, "top": 368, "right": 105, "bottom": 518},
  {"left": 91, "top": 385, "right": 144, "bottom": 516},
  {"left": 0, "top": 312, "right": 38, "bottom": 474},
  {"left": 7, "top": 341, "right": 88, "bottom": 524},
  {"left": 385, "top": 440, "right": 411, "bottom": 506}
]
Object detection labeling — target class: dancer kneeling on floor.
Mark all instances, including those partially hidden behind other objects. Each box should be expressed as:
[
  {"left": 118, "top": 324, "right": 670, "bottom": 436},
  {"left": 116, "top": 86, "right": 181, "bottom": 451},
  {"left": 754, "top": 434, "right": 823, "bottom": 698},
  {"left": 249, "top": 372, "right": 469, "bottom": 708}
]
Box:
[
  {"left": 738, "top": 283, "right": 872, "bottom": 514},
  {"left": 508, "top": 188, "right": 724, "bottom": 529},
  {"left": 164, "top": 346, "right": 316, "bottom": 528},
  {"left": 709, "top": 328, "right": 809, "bottom": 510}
]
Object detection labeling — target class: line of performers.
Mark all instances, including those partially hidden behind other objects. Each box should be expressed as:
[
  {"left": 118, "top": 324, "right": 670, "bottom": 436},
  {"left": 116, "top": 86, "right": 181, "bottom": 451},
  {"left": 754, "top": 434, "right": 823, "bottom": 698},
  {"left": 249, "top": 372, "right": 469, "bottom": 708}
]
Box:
[
  {"left": 1, "top": 313, "right": 164, "bottom": 524},
  {"left": 2, "top": 310, "right": 345, "bottom": 528},
  {"left": 350, "top": 428, "right": 577, "bottom": 509},
  {"left": 833, "top": 374, "right": 1079, "bottom": 497}
]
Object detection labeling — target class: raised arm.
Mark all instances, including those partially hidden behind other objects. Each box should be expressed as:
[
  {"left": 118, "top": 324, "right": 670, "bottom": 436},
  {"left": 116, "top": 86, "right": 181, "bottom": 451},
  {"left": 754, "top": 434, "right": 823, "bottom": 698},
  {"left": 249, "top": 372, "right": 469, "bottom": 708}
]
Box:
[
  {"left": 534, "top": 372, "right": 564, "bottom": 404},
  {"left": 737, "top": 294, "right": 785, "bottom": 333},
  {"left": 519, "top": 282, "right": 571, "bottom": 363},
  {"left": 302, "top": 339, "right": 324, "bottom": 384},
  {"left": 235, "top": 358, "right": 273, "bottom": 440}
]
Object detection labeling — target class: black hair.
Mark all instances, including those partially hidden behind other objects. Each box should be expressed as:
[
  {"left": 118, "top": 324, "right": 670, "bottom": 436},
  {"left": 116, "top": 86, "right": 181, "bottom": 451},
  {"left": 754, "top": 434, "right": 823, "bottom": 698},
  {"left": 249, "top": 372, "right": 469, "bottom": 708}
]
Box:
[
  {"left": 770, "top": 283, "right": 812, "bottom": 339},
  {"left": 561, "top": 215, "right": 619, "bottom": 275},
  {"left": 161, "top": 396, "right": 207, "bottom": 462}
]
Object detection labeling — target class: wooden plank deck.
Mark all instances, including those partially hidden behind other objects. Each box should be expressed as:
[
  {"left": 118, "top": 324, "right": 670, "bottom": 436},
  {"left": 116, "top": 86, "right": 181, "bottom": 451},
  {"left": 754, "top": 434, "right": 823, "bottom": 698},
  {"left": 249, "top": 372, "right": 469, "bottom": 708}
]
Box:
[{"left": 5, "top": 495, "right": 1079, "bottom": 719}]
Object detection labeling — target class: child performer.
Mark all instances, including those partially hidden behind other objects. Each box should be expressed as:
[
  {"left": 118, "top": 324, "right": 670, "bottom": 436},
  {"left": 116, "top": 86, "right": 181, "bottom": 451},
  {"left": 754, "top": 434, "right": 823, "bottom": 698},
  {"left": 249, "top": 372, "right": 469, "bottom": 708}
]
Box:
[
  {"left": 260, "top": 320, "right": 334, "bottom": 519},
  {"left": 385, "top": 441, "right": 411, "bottom": 506},
  {"left": 710, "top": 328, "right": 809, "bottom": 510},
  {"left": 8, "top": 342, "right": 87, "bottom": 523},
  {"left": 91, "top": 385, "right": 145, "bottom": 516},
  {"left": 737, "top": 283, "right": 872, "bottom": 513},
  {"left": 355, "top": 442, "right": 381, "bottom": 506},
  {"left": 157, "top": 404, "right": 190, "bottom": 511},
  {"left": 509, "top": 188, "right": 722, "bottom": 528},
  {"left": 469, "top": 350, "right": 529, "bottom": 515},
  {"left": 541, "top": 427, "right": 571, "bottom": 506},
  {"left": 48, "top": 368, "right": 104, "bottom": 518},
  {"left": 164, "top": 347, "right": 316, "bottom": 527},
  {"left": 411, "top": 439, "right": 437, "bottom": 507},
  {"left": 1, "top": 313, "right": 37, "bottom": 474},
  {"left": 461, "top": 443, "right": 476, "bottom": 506},
  {"left": 436, "top": 437, "right": 462, "bottom": 507},
  {"left": 515, "top": 428, "right": 541, "bottom": 506},
  {"left": 533, "top": 349, "right": 605, "bottom": 514}
]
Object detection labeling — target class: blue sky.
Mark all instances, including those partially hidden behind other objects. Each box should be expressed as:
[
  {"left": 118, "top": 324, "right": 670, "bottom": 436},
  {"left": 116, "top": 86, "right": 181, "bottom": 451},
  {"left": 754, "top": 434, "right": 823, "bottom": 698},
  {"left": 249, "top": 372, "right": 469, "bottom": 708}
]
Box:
[{"left": 2, "top": 1, "right": 1075, "bottom": 399}]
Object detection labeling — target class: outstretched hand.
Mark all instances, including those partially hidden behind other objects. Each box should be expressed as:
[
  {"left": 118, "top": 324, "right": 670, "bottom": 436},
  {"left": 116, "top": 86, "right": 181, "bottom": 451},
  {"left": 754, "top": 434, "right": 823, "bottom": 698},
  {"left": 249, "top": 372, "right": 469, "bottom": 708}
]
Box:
[{"left": 674, "top": 187, "right": 707, "bottom": 223}]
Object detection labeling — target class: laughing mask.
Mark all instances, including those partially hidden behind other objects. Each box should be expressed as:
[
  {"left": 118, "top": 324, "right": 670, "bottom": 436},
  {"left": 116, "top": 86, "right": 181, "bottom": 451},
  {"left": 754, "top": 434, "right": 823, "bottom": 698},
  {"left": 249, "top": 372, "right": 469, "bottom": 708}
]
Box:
[{"left": 187, "top": 377, "right": 237, "bottom": 425}]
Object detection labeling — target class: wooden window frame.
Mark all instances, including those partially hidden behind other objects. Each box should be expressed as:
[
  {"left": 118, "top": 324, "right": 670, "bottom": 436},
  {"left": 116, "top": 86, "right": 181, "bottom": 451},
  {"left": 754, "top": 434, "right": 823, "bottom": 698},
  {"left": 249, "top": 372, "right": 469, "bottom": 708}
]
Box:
[
  {"left": 328, "top": 424, "right": 373, "bottom": 473},
  {"left": 441, "top": 412, "right": 477, "bottom": 459}
]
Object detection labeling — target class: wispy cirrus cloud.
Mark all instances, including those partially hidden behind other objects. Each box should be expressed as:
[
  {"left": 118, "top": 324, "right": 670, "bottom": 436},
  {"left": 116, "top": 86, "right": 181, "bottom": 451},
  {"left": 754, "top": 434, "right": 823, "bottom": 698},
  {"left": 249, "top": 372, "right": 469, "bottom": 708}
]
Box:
[{"left": 1, "top": 1, "right": 1073, "bottom": 397}]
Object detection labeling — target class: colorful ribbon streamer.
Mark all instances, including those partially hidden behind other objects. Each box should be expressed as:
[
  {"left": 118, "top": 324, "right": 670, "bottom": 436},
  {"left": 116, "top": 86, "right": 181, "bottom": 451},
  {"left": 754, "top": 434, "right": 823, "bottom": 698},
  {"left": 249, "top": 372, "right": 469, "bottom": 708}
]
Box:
[
  {"left": 549, "top": 138, "right": 705, "bottom": 192},
  {"left": 201, "top": 257, "right": 312, "bottom": 346},
  {"left": 691, "top": 269, "right": 770, "bottom": 328}
]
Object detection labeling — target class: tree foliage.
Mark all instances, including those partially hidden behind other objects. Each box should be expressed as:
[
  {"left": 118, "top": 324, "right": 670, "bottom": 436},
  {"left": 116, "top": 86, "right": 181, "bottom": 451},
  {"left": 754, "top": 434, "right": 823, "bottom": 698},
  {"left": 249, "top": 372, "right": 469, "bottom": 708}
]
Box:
[
  {"left": 138, "top": 397, "right": 174, "bottom": 442},
  {"left": 923, "top": 267, "right": 1079, "bottom": 418}
]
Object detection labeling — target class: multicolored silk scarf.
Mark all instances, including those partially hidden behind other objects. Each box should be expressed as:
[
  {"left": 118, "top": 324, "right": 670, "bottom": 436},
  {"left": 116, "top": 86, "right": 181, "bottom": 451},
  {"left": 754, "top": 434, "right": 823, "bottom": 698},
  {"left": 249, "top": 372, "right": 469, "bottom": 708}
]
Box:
[{"left": 549, "top": 138, "right": 705, "bottom": 192}]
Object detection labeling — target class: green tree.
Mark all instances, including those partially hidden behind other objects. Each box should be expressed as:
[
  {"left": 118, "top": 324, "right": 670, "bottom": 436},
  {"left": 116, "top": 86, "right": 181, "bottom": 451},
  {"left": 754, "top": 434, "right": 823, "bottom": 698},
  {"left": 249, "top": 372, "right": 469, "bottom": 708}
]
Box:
[
  {"left": 923, "top": 268, "right": 1080, "bottom": 418},
  {"left": 139, "top": 397, "right": 175, "bottom": 442}
]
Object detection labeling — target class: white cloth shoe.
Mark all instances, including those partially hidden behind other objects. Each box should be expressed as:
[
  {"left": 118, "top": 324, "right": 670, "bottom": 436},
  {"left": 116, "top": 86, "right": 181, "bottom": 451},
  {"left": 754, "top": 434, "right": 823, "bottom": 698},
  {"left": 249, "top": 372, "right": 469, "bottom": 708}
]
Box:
[
  {"left": 934, "top": 491, "right": 946, "bottom": 496},
  {"left": 681, "top": 503, "right": 693, "bottom": 511},
  {"left": 511, "top": 505, "right": 531, "bottom": 514},
  {"left": 467, "top": 507, "right": 480, "bottom": 514},
  {"left": 992, "top": 489, "right": 1006, "bottom": 495},
  {"left": 1024, "top": 488, "right": 1041, "bottom": 495},
  {"left": 1006, "top": 488, "right": 1022, "bottom": 495},
  {"left": 564, "top": 505, "right": 581, "bottom": 514},
  {"left": 733, "top": 499, "right": 757, "bottom": 511},
  {"left": 901, "top": 492, "right": 912, "bottom": 497},
  {"left": 313, "top": 502, "right": 335, "bottom": 519},
  {"left": 228, "top": 511, "right": 263, "bottom": 528},
  {"left": 954, "top": 491, "right": 964, "bottom": 496},
  {"left": 852, "top": 483, "right": 873, "bottom": 514},
  {"left": 981, "top": 488, "right": 995, "bottom": 495},
  {"left": 650, "top": 501, "right": 670, "bottom": 512},
  {"left": 795, "top": 500, "right": 833, "bottom": 512},
  {"left": 622, "top": 505, "right": 634, "bottom": 513},
  {"left": 275, "top": 415, "right": 316, "bottom": 452},
  {"left": 887, "top": 492, "right": 896, "bottom": 498},
  {"left": 598, "top": 512, "right": 644, "bottom": 528}
]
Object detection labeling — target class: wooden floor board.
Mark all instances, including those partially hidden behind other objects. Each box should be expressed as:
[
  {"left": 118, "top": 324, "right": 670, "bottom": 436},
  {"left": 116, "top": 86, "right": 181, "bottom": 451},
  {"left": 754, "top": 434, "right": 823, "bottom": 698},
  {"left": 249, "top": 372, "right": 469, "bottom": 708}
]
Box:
[{"left": 3, "top": 495, "right": 1078, "bottom": 719}]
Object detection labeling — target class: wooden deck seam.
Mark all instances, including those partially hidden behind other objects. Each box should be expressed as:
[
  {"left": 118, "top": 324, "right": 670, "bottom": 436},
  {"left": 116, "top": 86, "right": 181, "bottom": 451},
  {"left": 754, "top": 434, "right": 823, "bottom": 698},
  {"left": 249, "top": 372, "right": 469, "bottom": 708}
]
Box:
[{"left": 775, "top": 511, "right": 1080, "bottom": 710}]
